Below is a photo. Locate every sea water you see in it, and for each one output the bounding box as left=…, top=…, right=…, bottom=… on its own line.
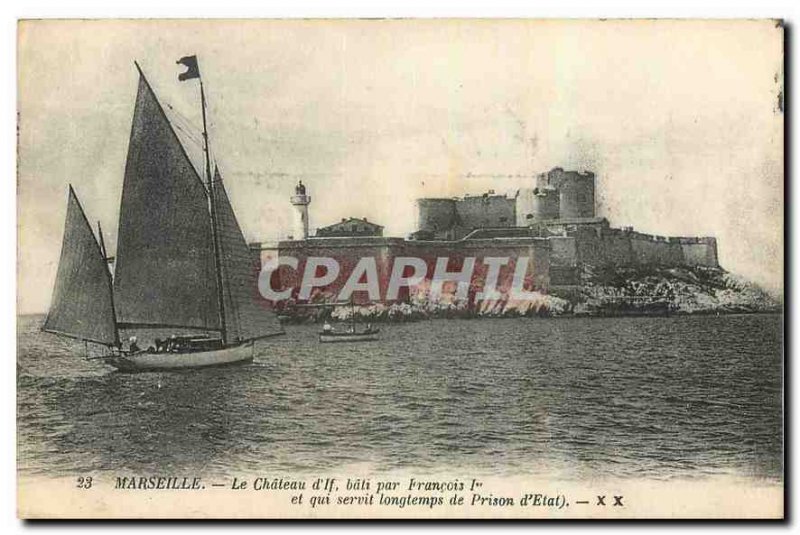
left=17, top=314, right=783, bottom=482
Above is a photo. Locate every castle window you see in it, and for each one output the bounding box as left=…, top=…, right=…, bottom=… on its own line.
left=525, top=214, right=533, bottom=220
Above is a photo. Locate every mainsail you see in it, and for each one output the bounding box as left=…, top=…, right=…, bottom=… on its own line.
left=213, top=168, right=284, bottom=342
left=113, top=69, right=221, bottom=331
left=112, top=63, right=282, bottom=345
left=44, top=187, right=118, bottom=346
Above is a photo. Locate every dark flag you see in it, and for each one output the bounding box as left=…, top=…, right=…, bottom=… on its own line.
left=176, top=55, right=200, bottom=81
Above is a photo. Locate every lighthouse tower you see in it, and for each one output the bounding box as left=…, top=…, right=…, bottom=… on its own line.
left=290, top=180, right=311, bottom=239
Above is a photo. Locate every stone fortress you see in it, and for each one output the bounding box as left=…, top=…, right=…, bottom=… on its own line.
left=412, top=167, right=718, bottom=280
left=254, top=168, right=719, bottom=300
left=415, top=167, right=596, bottom=240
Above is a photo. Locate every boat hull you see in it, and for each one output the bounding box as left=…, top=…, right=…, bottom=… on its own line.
left=319, top=332, right=379, bottom=343
left=105, top=342, right=254, bottom=372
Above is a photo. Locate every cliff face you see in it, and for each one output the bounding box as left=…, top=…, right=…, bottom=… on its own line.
left=572, top=265, right=781, bottom=316
left=278, top=265, right=780, bottom=322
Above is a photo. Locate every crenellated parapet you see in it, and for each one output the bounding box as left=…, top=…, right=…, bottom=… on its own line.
left=562, top=225, right=719, bottom=269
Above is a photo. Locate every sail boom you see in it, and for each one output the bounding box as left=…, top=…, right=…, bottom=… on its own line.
left=116, top=321, right=224, bottom=332
left=42, top=327, right=118, bottom=348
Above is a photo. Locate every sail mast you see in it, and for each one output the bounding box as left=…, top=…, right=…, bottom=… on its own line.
left=97, top=221, right=107, bottom=259
left=199, top=71, right=229, bottom=344
left=97, top=221, right=120, bottom=347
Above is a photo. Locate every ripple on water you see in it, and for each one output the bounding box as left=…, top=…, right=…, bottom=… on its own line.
left=16, top=313, right=783, bottom=482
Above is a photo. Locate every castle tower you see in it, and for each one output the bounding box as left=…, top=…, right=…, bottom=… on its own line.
left=516, top=185, right=560, bottom=225
left=416, top=198, right=458, bottom=238
left=290, top=181, right=311, bottom=240
left=545, top=168, right=596, bottom=219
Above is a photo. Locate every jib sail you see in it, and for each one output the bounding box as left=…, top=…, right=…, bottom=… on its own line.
left=44, top=187, right=118, bottom=346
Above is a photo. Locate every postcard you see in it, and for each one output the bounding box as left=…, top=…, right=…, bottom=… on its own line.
left=17, top=19, right=783, bottom=519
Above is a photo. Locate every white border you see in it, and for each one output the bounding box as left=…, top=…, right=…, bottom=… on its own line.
left=4, top=1, right=796, bottom=532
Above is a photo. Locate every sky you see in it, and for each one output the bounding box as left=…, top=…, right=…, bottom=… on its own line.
left=17, top=19, right=783, bottom=314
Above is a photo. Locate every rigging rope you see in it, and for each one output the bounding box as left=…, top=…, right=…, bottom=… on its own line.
left=165, top=103, right=203, bottom=134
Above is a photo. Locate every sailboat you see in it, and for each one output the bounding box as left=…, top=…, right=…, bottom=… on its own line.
left=43, top=59, right=284, bottom=372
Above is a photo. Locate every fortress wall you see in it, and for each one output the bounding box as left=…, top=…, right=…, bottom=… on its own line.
left=679, top=237, right=719, bottom=267
left=267, top=236, right=551, bottom=307
left=631, top=233, right=668, bottom=265
left=548, top=236, right=579, bottom=285
left=627, top=233, right=689, bottom=266
left=563, top=227, right=720, bottom=268
left=529, top=219, right=718, bottom=270
left=549, top=236, right=577, bottom=267
left=400, top=238, right=551, bottom=299
left=273, top=238, right=401, bottom=304
left=455, top=195, right=516, bottom=230
left=601, top=230, right=635, bottom=265
left=418, top=195, right=516, bottom=240
left=417, top=199, right=457, bottom=234
left=450, top=223, right=474, bottom=241
left=516, top=188, right=561, bottom=225
left=515, top=188, right=536, bottom=227
left=665, top=239, right=685, bottom=266
left=533, top=189, right=561, bottom=221
left=573, top=228, right=608, bottom=265
left=261, top=232, right=717, bottom=307
left=656, top=239, right=680, bottom=265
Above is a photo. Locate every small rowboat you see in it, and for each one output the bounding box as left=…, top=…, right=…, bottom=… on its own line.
left=319, top=327, right=380, bottom=343
left=303, top=299, right=382, bottom=343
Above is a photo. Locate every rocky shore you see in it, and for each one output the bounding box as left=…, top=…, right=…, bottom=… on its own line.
left=277, top=266, right=781, bottom=323
left=571, top=265, right=781, bottom=316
